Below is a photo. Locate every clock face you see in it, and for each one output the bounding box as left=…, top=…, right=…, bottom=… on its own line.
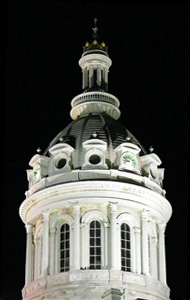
left=34, top=164, right=41, bottom=180
left=122, top=153, right=136, bottom=168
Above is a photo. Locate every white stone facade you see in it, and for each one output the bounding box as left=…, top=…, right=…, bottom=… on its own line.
left=19, top=22, right=172, bottom=300
left=20, top=179, right=171, bottom=300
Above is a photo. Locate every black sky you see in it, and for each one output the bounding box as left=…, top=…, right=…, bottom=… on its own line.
left=3, top=2, right=188, bottom=299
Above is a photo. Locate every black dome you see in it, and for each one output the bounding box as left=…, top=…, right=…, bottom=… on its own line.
left=44, top=113, right=146, bottom=157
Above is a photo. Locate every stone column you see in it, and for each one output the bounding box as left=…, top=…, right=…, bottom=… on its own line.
left=158, top=223, right=167, bottom=283
left=81, top=222, right=86, bottom=269
left=97, top=65, right=101, bottom=86
left=134, top=226, right=141, bottom=274
left=151, top=236, right=158, bottom=279
left=73, top=205, right=80, bottom=270
left=141, top=210, right=149, bottom=275
left=49, top=227, right=55, bottom=275
left=34, top=237, right=39, bottom=280
left=42, top=211, right=49, bottom=276
left=109, top=202, right=118, bottom=270
left=89, top=67, right=93, bottom=88
left=82, top=67, right=88, bottom=90
left=104, top=68, right=108, bottom=90
left=25, top=224, right=33, bottom=285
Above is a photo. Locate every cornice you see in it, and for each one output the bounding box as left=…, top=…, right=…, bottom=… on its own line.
left=20, top=180, right=172, bottom=225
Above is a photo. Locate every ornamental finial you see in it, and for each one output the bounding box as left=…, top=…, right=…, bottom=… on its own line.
left=94, top=18, right=97, bottom=27
left=92, top=18, right=98, bottom=39
left=83, top=19, right=108, bottom=55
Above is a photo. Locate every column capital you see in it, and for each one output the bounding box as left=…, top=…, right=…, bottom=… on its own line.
left=25, top=224, right=33, bottom=233
left=73, top=205, right=80, bottom=214
left=158, top=223, right=166, bottom=232
left=141, top=209, right=149, bottom=220
left=109, top=201, right=118, bottom=213
left=42, top=211, right=50, bottom=221
left=134, top=226, right=141, bottom=234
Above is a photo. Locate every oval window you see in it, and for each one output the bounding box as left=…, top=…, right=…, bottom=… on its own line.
left=89, top=154, right=101, bottom=165
left=56, top=158, right=67, bottom=169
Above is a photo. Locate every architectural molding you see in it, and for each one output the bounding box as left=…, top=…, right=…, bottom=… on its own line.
left=20, top=181, right=172, bottom=225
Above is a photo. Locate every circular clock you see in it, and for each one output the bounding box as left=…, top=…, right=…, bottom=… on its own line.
left=122, top=153, right=137, bottom=168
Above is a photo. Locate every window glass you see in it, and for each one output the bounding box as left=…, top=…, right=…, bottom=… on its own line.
left=89, top=221, right=101, bottom=269
left=60, top=223, right=70, bottom=272
left=121, top=223, right=131, bottom=271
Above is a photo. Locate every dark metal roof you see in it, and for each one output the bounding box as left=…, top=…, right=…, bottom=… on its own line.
left=44, top=113, right=146, bottom=158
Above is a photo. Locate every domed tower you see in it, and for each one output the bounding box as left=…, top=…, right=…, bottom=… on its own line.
left=19, top=20, right=172, bottom=300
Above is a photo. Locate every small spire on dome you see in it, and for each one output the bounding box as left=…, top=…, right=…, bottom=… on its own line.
left=83, top=19, right=108, bottom=55
left=94, top=18, right=97, bottom=27
left=37, top=147, right=41, bottom=153
left=149, top=146, right=154, bottom=153
left=92, top=131, right=98, bottom=138
left=92, top=18, right=98, bottom=39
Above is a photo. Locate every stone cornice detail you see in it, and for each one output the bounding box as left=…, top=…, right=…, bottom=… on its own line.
left=20, top=180, right=172, bottom=225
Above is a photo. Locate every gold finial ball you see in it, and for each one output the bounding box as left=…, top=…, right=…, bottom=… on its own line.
left=93, top=40, right=98, bottom=45
left=101, top=42, right=106, bottom=48
left=85, top=42, right=89, bottom=47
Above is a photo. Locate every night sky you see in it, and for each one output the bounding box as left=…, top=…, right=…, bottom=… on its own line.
left=3, top=2, right=188, bottom=299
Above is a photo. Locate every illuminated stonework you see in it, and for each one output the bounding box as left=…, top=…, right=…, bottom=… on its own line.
left=20, top=21, right=172, bottom=300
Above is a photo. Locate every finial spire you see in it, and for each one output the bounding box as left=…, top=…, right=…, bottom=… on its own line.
left=82, top=19, right=108, bottom=55
left=92, top=18, right=98, bottom=39
left=94, top=18, right=97, bottom=27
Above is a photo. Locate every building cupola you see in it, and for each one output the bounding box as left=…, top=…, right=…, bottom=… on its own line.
left=19, top=19, right=172, bottom=300
left=70, top=19, right=121, bottom=120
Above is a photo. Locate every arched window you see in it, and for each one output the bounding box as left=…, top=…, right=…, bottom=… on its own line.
left=60, top=223, right=70, bottom=272
left=121, top=223, right=131, bottom=271
left=89, top=221, right=101, bottom=269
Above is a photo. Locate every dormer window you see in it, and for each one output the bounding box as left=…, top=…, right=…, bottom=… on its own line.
left=82, top=139, right=108, bottom=170
left=55, top=157, right=67, bottom=169
left=140, top=153, right=163, bottom=185
left=89, top=154, right=101, bottom=165
left=115, top=143, right=141, bottom=174
left=33, top=164, right=41, bottom=181
left=28, top=154, right=49, bottom=187
left=48, top=143, right=74, bottom=175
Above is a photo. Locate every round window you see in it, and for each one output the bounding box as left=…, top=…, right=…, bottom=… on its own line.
left=89, top=154, right=101, bottom=165
left=56, top=158, right=67, bottom=169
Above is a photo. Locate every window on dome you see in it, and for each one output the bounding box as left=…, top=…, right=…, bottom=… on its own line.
left=121, top=223, right=131, bottom=272
left=60, top=223, right=70, bottom=272
left=89, top=221, right=102, bottom=269
left=89, top=154, right=101, bottom=165
left=56, top=158, right=67, bottom=169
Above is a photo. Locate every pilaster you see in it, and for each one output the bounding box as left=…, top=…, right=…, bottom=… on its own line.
left=49, top=227, right=55, bottom=275
left=158, top=223, right=167, bottom=283
left=42, top=211, right=49, bottom=275
left=134, top=226, right=141, bottom=274
left=109, top=202, right=118, bottom=270
left=141, top=210, right=149, bottom=275
left=73, top=204, right=80, bottom=270
left=25, top=224, right=33, bottom=285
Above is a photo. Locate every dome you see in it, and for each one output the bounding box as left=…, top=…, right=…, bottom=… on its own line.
left=44, top=113, right=146, bottom=168
left=25, top=20, right=165, bottom=199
